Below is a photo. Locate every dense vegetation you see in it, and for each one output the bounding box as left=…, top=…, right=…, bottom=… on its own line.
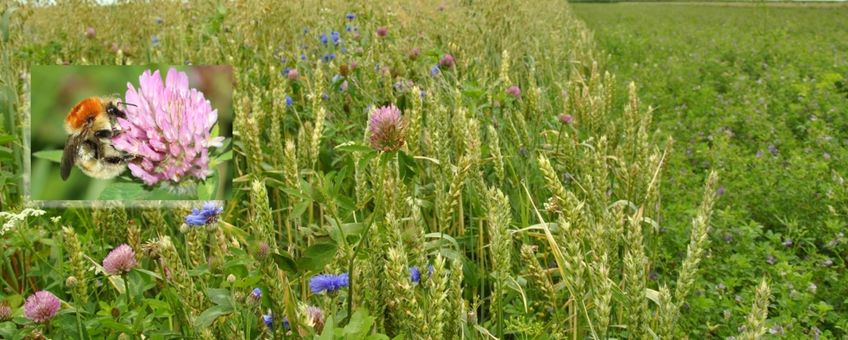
left=575, top=3, right=848, bottom=338
left=4, top=0, right=838, bottom=339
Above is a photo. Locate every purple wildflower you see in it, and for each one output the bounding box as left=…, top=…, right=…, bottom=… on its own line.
left=376, top=27, right=388, bottom=38
left=368, top=105, right=405, bottom=152
left=114, top=68, right=224, bottom=187
left=409, top=47, right=420, bottom=60
left=309, top=273, right=349, bottom=293
left=285, top=96, right=293, bottom=108
left=768, top=144, right=778, bottom=156
left=250, top=288, right=262, bottom=301
left=430, top=65, right=440, bottom=76
left=256, top=242, right=270, bottom=258
left=103, top=244, right=137, bottom=275
left=340, top=80, right=349, bottom=92
left=185, top=202, right=223, bottom=226
left=410, top=266, right=421, bottom=283
left=306, top=306, right=324, bottom=332
left=0, top=303, right=11, bottom=322
left=717, top=186, right=726, bottom=196
left=263, top=312, right=274, bottom=330
left=287, top=69, right=299, bottom=81
left=320, top=33, right=329, bottom=45
left=766, top=255, right=776, bottom=265
left=439, top=54, right=455, bottom=68
left=782, top=239, right=793, bottom=247
left=23, top=291, right=61, bottom=323
left=559, top=114, right=574, bottom=125
left=85, top=27, right=96, bottom=39
left=506, top=85, right=521, bottom=98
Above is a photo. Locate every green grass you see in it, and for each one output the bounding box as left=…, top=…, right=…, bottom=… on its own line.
left=575, top=3, right=848, bottom=337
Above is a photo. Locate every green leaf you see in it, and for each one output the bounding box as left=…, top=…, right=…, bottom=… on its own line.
left=0, top=134, right=15, bottom=144
left=397, top=150, right=418, bottom=180
left=99, top=181, right=149, bottom=200
left=206, top=288, right=232, bottom=307
left=134, top=268, right=163, bottom=280
left=334, top=142, right=374, bottom=154
left=33, top=149, right=63, bottom=163
left=297, top=242, right=338, bottom=273
left=343, top=309, right=374, bottom=339
left=318, top=315, right=336, bottom=340
left=272, top=252, right=298, bottom=274
left=195, top=305, right=233, bottom=329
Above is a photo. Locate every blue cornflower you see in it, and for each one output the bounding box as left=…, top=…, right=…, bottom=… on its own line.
left=346, top=25, right=353, bottom=32
left=346, top=13, right=355, bottom=20
left=151, top=35, right=160, bottom=46
left=309, top=273, right=349, bottom=293
left=283, top=317, right=291, bottom=330
left=154, top=16, right=163, bottom=25
left=320, top=33, right=329, bottom=45
left=185, top=202, right=223, bottom=226
left=285, top=95, right=293, bottom=107
left=420, top=90, right=426, bottom=98
left=263, top=312, right=273, bottom=330
left=282, top=67, right=291, bottom=77
left=410, top=266, right=421, bottom=283
left=303, top=27, right=310, bottom=34
left=331, top=31, right=341, bottom=45
left=322, top=53, right=336, bottom=63
left=341, top=47, right=348, bottom=54
left=321, top=93, right=329, bottom=101
left=251, top=288, right=262, bottom=300
left=430, top=65, right=440, bottom=76
left=301, top=53, right=307, bottom=61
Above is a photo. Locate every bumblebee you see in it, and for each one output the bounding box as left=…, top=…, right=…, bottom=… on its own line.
left=60, top=97, right=134, bottom=180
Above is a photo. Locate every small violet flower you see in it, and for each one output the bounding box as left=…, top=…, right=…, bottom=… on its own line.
left=309, top=273, right=349, bottom=294
left=185, top=202, right=223, bottom=226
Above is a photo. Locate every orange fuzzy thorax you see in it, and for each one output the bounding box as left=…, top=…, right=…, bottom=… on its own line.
left=64, top=97, right=105, bottom=134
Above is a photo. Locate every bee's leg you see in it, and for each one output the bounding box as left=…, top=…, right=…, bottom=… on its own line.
left=84, top=140, right=100, bottom=159
left=104, top=156, right=125, bottom=164
left=94, top=129, right=113, bottom=139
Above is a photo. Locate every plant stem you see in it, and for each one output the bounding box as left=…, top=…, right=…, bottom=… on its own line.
left=124, top=273, right=132, bottom=308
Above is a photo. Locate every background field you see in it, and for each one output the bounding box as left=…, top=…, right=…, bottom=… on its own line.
left=0, top=0, right=846, bottom=339
left=575, top=3, right=848, bottom=337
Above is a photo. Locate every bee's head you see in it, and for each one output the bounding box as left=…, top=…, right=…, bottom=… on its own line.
left=105, top=101, right=127, bottom=119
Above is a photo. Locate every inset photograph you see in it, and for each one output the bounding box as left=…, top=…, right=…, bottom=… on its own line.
left=29, top=65, right=233, bottom=200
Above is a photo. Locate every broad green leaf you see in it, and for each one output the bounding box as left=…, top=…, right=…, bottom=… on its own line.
left=206, top=288, right=232, bottom=306
left=33, top=149, right=63, bottom=163
left=343, top=309, right=374, bottom=338
left=99, top=181, right=148, bottom=200
left=297, top=242, right=338, bottom=273
left=195, top=305, right=233, bottom=329
left=272, top=252, right=298, bottom=274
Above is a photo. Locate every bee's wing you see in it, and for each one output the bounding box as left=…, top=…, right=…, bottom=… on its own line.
left=60, top=134, right=81, bottom=180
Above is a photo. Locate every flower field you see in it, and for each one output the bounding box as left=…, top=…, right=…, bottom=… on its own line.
left=0, top=0, right=842, bottom=339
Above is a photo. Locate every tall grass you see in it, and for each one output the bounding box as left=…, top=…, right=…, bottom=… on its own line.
left=0, top=0, right=768, bottom=338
